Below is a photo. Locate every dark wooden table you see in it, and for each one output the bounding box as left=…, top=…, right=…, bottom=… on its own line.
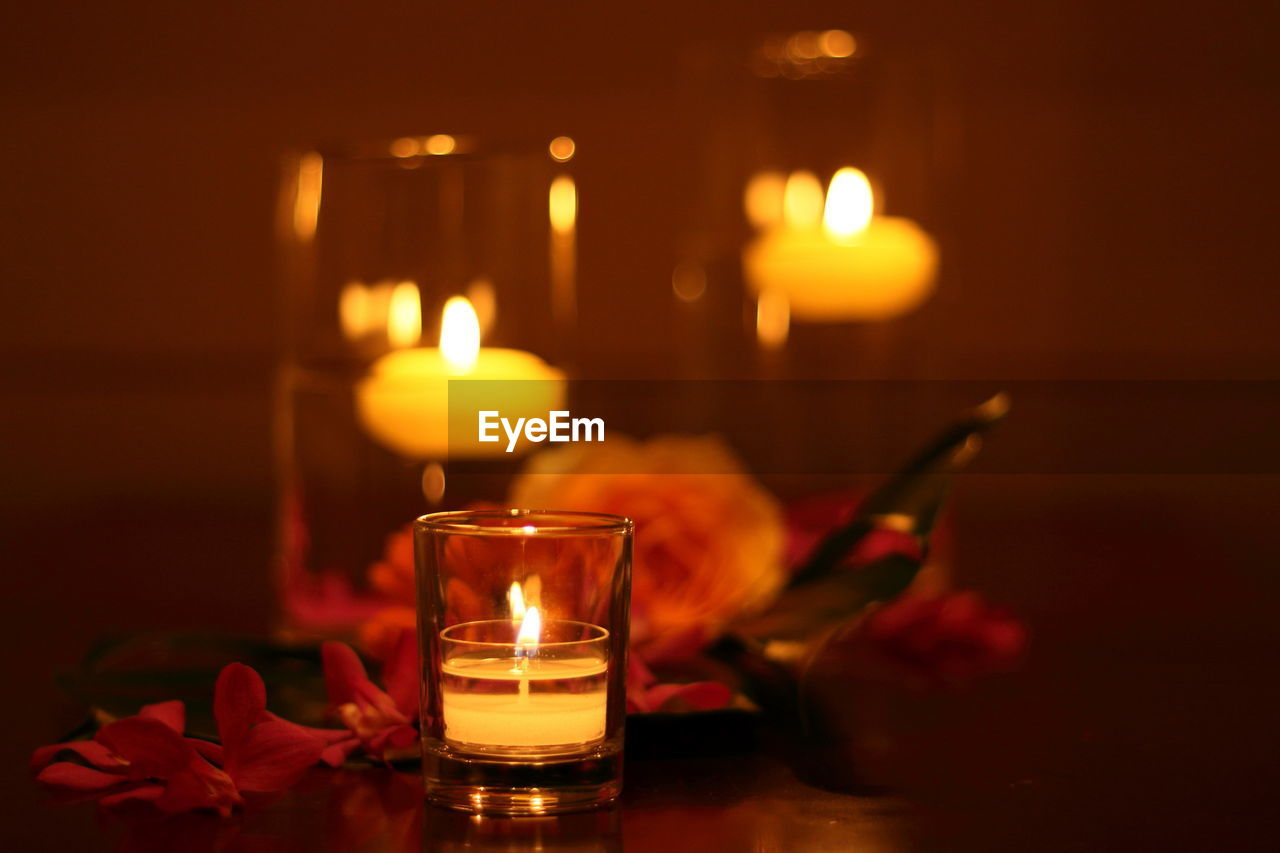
left=4, top=478, right=1279, bottom=851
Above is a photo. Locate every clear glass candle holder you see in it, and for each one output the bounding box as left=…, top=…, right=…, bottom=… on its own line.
left=415, top=510, right=632, bottom=815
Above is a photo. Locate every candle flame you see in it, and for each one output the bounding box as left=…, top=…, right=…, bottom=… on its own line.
left=387, top=281, right=422, bottom=348
left=508, top=582, right=526, bottom=619
left=516, top=606, right=541, bottom=649
left=823, top=167, right=874, bottom=239
left=782, top=170, right=824, bottom=230
left=439, top=296, right=480, bottom=370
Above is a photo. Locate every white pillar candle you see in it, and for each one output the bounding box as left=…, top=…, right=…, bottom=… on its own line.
left=441, top=657, right=608, bottom=750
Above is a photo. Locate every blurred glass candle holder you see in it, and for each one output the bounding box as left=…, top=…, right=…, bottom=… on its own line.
left=274, top=135, right=576, bottom=642
left=416, top=510, right=632, bottom=815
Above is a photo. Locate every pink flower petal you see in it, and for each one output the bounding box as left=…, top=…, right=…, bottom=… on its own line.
left=214, top=663, right=269, bottom=752
left=138, top=700, right=186, bottom=734
left=223, top=720, right=323, bottom=792
left=37, top=762, right=127, bottom=792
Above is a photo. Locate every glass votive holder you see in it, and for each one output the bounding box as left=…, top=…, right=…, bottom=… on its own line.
left=415, top=510, right=633, bottom=815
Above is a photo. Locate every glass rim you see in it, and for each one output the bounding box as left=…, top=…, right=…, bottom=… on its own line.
left=440, top=618, right=610, bottom=648
left=415, top=509, right=633, bottom=537
left=301, top=134, right=565, bottom=164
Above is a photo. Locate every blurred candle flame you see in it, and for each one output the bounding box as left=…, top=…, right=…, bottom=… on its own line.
left=744, top=171, right=787, bottom=230
left=387, top=281, right=422, bottom=348
left=823, top=167, right=874, bottom=239
left=782, top=171, right=824, bottom=230
left=339, top=281, right=370, bottom=341
left=549, top=175, right=577, bottom=234
left=440, top=296, right=481, bottom=371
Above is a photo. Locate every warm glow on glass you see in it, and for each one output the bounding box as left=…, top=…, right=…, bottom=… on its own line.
left=440, top=296, right=481, bottom=371
left=744, top=171, right=787, bottom=230
left=508, top=582, right=526, bottom=620
left=671, top=260, right=707, bottom=302
left=425, top=134, right=457, bottom=155
left=819, top=29, right=856, bottom=58
left=823, top=167, right=874, bottom=238
left=783, top=171, right=824, bottom=230
left=390, top=137, right=419, bottom=158
left=422, top=461, right=447, bottom=505
left=292, top=152, right=323, bottom=240
left=466, top=277, right=497, bottom=336
left=549, top=136, right=576, bottom=162
left=339, top=281, right=370, bottom=341
left=549, top=175, right=577, bottom=234
left=387, top=281, right=422, bottom=348
left=516, top=606, right=542, bottom=649
left=786, top=31, right=822, bottom=60
left=756, top=289, right=790, bottom=348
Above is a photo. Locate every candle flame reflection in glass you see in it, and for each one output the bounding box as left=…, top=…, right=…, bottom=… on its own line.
left=744, top=171, right=787, bottom=230
left=424, top=134, right=457, bottom=155
left=783, top=171, right=824, bottom=229
left=756, top=289, right=790, bottom=348
left=387, top=281, right=422, bottom=348
left=291, top=152, right=323, bottom=241
left=508, top=582, right=526, bottom=619
left=549, top=136, right=576, bottom=162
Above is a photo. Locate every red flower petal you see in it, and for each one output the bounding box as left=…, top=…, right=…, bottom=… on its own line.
left=187, top=739, right=224, bottom=766
left=138, top=700, right=185, bottom=734
left=30, top=740, right=126, bottom=774
left=153, top=759, right=241, bottom=817
left=646, top=681, right=733, bottom=713
left=322, top=642, right=371, bottom=707
left=271, top=715, right=352, bottom=744
left=214, top=663, right=269, bottom=752
left=37, top=762, right=128, bottom=792
left=319, top=738, right=361, bottom=767
left=382, top=628, right=419, bottom=718
left=223, top=720, right=323, bottom=792
left=96, top=717, right=193, bottom=778
left=98, top=783, right=165, bottom=809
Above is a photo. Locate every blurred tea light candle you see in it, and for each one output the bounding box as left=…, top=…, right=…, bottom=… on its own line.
left=742, top=168, right=939, bottom=321
left=355, top=288, right=565, bottom=459
left=441, top=605, right=609, bottom=751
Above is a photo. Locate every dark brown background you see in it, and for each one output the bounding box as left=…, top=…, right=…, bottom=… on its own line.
left=3, top=1, right=1279, bottom=849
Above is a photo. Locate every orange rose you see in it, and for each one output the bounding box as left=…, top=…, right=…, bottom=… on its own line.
left=509, top=435, right=785, bottom=658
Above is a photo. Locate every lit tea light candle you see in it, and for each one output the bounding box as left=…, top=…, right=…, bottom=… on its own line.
left=743, top=167, right=939, bottom=322
left=355, top=289, right=565, bottom=459
left=440, top=585, right=609, bottom=753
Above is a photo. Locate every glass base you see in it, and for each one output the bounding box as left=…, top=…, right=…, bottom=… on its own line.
left=423, top=743, right=622, bottom=815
